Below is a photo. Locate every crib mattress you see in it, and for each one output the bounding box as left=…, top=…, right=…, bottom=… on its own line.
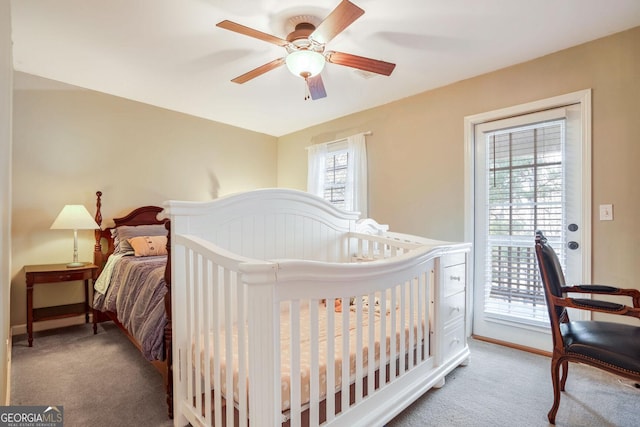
left=195, top=301, right=426, bottom=414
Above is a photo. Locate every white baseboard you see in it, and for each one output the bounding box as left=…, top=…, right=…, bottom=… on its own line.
left=11, top=314, right=92, bottom=337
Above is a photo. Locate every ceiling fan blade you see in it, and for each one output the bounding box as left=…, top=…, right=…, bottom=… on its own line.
left=217, top=20, right=289, bottom=47
left=326, top=51, right=396, bottom=76
left=231, top=57, right=286, bottom=84
left=307, top=75, right=327, bottom=100
left=311, top=0, right=364, bottom=44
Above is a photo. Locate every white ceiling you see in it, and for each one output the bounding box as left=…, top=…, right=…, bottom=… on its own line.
left=10, top=0, right=640, bottom=137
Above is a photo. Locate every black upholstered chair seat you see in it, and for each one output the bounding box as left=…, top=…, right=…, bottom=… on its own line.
left=561, top=321, right=640, bottom=375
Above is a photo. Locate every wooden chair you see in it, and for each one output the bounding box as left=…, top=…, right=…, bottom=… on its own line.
left=534, top=230, right=640, bottom=424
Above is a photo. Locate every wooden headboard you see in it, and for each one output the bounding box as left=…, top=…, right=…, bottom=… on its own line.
left=93, top=190, right=167, bottom=273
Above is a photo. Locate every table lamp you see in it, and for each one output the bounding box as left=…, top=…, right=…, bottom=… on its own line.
left=50, top=204, right=98, bottom=267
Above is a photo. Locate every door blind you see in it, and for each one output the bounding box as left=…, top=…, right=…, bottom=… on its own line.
left=483, top=119, right=566, bottom=323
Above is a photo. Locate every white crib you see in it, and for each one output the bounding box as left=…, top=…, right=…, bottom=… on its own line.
left=164, top=188, right=471, bottom=427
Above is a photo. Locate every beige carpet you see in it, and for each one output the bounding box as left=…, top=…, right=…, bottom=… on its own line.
left=388, top=338, right=639, bottom=427
left=11, top=323, right=172, bottom=427
left=11, top=323, right=639, bottom=426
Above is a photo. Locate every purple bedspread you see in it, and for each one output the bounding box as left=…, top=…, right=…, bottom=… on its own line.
left=93, top=255, right=168, bottom=361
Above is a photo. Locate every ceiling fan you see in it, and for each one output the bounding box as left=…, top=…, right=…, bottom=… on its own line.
left=216, top=0, right=396, bottom=100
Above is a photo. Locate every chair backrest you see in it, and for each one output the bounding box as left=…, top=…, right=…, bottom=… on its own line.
left=534, top=230, right=568, bottom=325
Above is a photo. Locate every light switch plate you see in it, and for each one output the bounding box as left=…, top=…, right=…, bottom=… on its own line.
left=599, top=204, right=613, bottom=221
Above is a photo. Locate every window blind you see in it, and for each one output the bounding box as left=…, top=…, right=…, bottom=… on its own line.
left=483, top=119, right=566, bottom=323
left=323, top=150, right=349, bottom=209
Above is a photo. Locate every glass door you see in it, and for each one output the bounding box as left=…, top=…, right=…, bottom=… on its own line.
left=466, top=92, right=591, bottom=351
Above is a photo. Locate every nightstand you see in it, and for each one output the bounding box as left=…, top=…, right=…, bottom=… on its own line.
left=24, top=263, right=98, bottom=347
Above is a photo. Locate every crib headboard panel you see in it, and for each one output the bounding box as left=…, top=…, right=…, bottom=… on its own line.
left=164, top=188, right=361, bottom=261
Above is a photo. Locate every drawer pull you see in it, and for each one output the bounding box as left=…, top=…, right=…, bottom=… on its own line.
left=450, top=306, right=461, bottom=313
left=451, top=337, right=460, bottom=345
left=449, top=275, right=462, bottom=281
left=59, top=275, right=72, bottom=280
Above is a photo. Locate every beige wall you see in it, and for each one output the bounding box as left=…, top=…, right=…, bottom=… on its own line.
left=1, top=0, right=13, bottom=405
left=278, top=27, right=640, bottom=308
left=10, top=84, right=277, bottom=326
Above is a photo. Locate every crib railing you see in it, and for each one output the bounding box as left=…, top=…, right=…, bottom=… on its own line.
left=348, top=231, right=422, bottom=261
left=172, top=233, right=440, bottom=427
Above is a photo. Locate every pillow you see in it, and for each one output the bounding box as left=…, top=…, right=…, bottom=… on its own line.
left=114, top=224, right=167, bottom=253
left=127, top=235, right=168, bottom=257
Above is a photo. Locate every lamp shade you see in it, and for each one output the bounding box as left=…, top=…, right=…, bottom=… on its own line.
left=50, top=205, right=98, bottom=230
left=51, top=204, right=98, bottom=267
left=285, top=50, right=326, bottom=78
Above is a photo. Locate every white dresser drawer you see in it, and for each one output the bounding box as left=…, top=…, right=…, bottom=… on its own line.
left=441, top=291, right=465, bottom=326
left=441, top=252, right=466, bottom=269
left=442, top=262, right=466, bottom=296
left=442, top=322, right=466, bottom=362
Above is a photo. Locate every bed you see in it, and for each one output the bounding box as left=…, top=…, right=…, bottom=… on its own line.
left=164, top=188, right=471, bottom=427
left=91, top=191, right=174, bottom=417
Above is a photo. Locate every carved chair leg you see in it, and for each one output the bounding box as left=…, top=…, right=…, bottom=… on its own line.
left=560, top=360, right=569, bottom=391
left=548, top=357, right=562, bottom=424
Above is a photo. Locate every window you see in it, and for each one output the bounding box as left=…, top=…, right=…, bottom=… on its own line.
left=323, top=149, right=349, bottom=209
left=307, top=133, right=368, bottom=217
left=484, top=119, right=565, bottom=322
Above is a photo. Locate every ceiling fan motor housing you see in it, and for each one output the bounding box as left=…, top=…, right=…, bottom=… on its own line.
left=285, top=22, right=325, bottom=55
left=287, top=22, right=316, bottom=42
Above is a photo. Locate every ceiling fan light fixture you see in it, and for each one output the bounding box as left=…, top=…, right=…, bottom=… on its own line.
left=285, top=50, right=326, bottom=79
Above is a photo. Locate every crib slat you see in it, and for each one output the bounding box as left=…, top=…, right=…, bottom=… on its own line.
left=341, top=230, right=349, bottom=261
left=290, top=301, right=301, bottom=427
left=185, top=249, right=195, bottom=419
left=427, top=269, right=432, bottom=357
left=408, top=278, right=415, bottom=369
left=212, top=265, right=222, bottom=427
left=274, top=301, right=282, bottom=425
left=309, top=300, right=320, bottom=427
left=236, top=274, right=247, bottom=427
left=416, top=273, right=424, bottom=364
left=326, top=299, right=336, bottom=422
left=418, top=272, right=429, bottom=362
left=248, top=282, right=280, bottom=425
left=379, top=292, right=387, bottom=387
left=224, top=269, right=234, bottom=427
left=389, top=287, right=397, bottom=381
left=355, top=297, right=363, bottom=403
left=399, top=281, right=406, bottom=374
left=202, top=258, right=212, bottom=425
left=194, top=255, right=202, bottom=419
left=367, top=292, right=375, bottom=397
left=341, top=297, right=349, bottom=413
